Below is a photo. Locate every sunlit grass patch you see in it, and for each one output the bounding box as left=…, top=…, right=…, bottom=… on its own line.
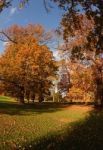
left=0, top=96, right=94, bottom=150
left=0, top=96, right=16, bottom=103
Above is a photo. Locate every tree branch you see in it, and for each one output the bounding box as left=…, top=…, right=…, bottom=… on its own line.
left=0, top=31, right=17, bottom=44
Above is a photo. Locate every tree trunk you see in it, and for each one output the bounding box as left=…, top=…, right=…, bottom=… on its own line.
left=38, top=82, right=44, bottom=103
left=25, top=90, right=30, bottom=103
left=38, top=92, right=44, bottom=103
left=18, top=87, right=25, bottom=104
left=93, top=62, right=103, bottom=107
left=99, top=84, right=103, bottom=106
left=19, top=94, right=25, bottom=104
left=94, top=78, right=103, bottom=107
left=31, top=92, right=35, bottom=103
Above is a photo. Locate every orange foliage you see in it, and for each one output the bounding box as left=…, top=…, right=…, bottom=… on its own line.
left=67, top=62, right=95, bottom=102
left=0, top=24, right=57, bottom=103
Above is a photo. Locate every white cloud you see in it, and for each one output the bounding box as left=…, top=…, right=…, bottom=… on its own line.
left=10, top=7, right=17, bottom=16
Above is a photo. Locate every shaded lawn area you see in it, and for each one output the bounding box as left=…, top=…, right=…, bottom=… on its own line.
left=0, top=96, right=103, bottom=150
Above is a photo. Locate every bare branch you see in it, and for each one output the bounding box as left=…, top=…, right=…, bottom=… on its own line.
left=0, top=31, right=17, bottom=44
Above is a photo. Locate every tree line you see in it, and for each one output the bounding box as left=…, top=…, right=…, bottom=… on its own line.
left=0, top=0, right=103, bottom=106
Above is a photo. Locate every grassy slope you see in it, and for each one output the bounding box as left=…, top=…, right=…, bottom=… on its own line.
left=0, top=96, right=103, bottom=150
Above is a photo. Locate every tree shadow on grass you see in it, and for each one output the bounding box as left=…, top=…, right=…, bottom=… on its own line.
left=0, top=100, right=70, bottom=115
left=23, top=108, right=103, bottom=150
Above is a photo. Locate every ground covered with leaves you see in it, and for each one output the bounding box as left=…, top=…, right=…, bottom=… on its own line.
left=0, top=96, right=103, bottom=150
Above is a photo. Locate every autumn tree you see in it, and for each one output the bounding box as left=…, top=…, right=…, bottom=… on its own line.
left=0, top=24, right=57, bottom=103
left=47, top=0, right=103, bottom=106
left=57, top=59, right=70, bottom=97
left=67, top=62, right=94, bottom=103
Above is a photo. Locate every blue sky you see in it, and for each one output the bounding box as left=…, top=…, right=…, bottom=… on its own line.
left=0, top=0, right=62, bottom=53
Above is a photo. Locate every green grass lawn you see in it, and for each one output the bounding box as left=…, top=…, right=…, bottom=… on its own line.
left=0, top=96, right=103, bottom=150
